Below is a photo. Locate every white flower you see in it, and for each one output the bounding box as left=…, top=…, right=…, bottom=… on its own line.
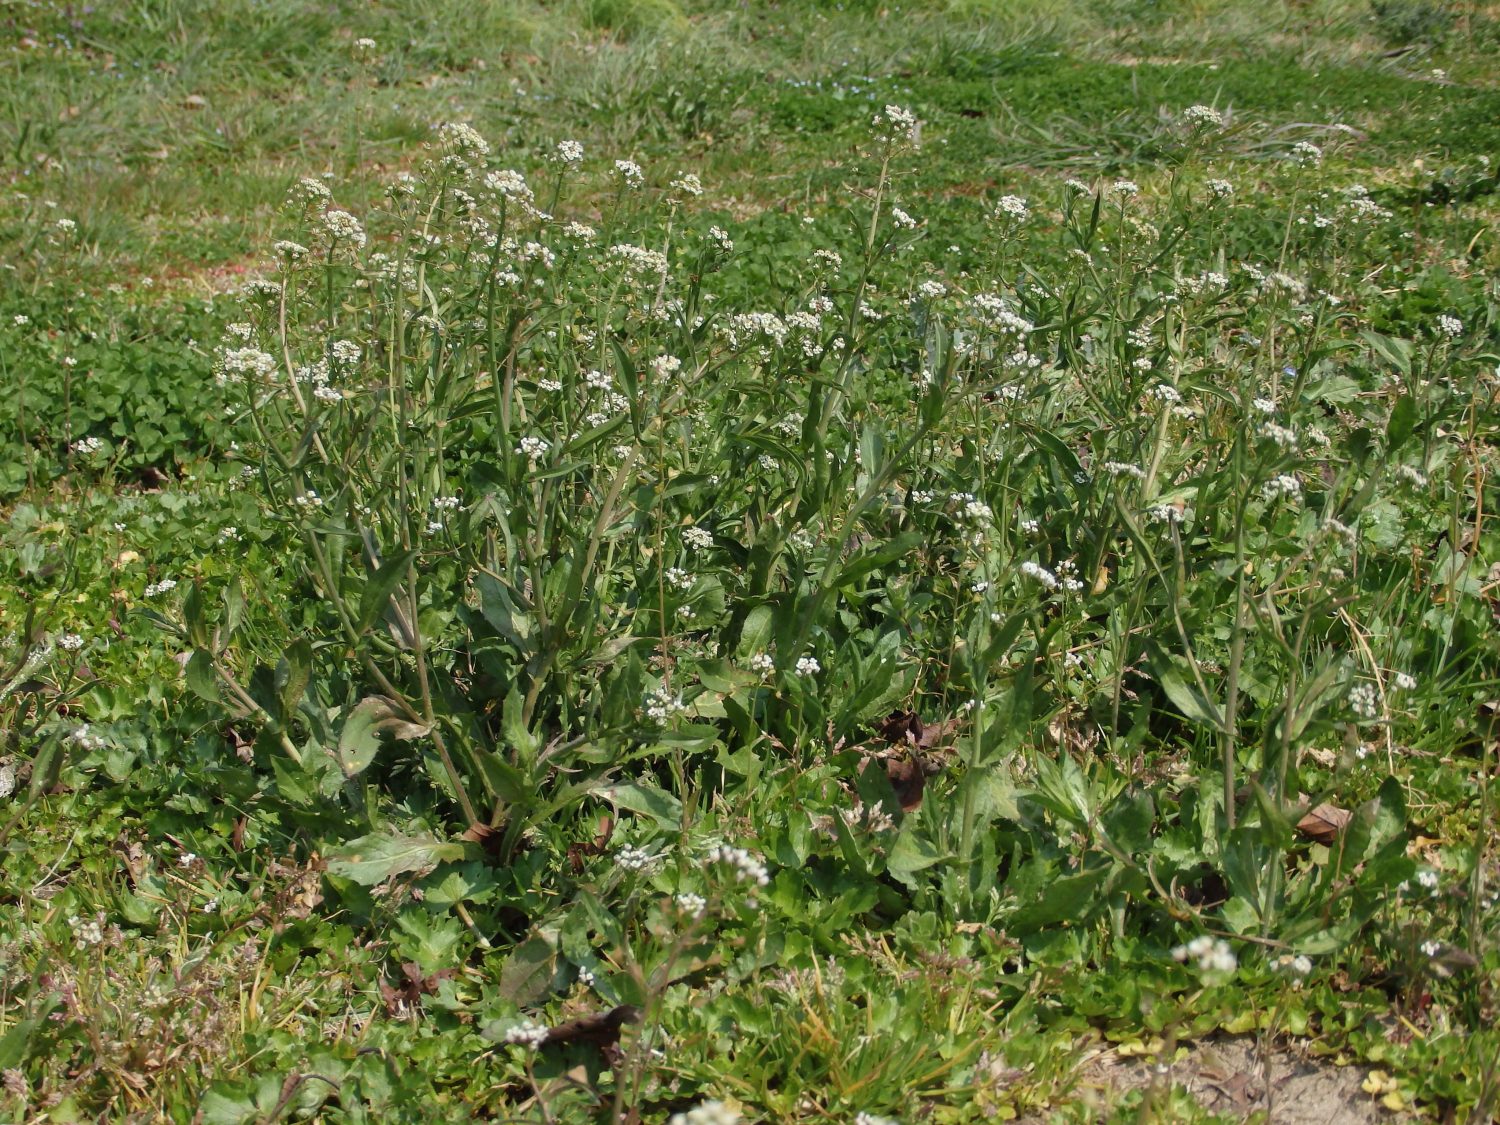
left=57, top=633, right=85, bottom=651
left=669, top=172, right=703, bottom=197
left=1261, top=474, right=1302, bottom=501
left=615, top=159, right=644, bottom=186
left=484, top=169, right=533, bottom=201
left=552, top=139, right=584, bottom=166
left=749, top=652, right=775, bottom=675
left=1436, top=314, right=1462, bottom=338
left=517, top=435, right=549, bottom=461
left=616, top=844, right=656, bottom=870
left=668, top=1101, right=740, bottom=1125
left=502, top=1020, right=550, bottom=1050
left=871, top=103, right=920, bottom=145
left=1020, top=560, right=1058, bottom=590
left=1290, top=141, right=1323, bottom=168
left=994, top=195, right=1029, bottom=222
left=710, top=844, right=769, bottom=887
left=289, top=176, right=331, bottom=205
left=1184, top=104, right=1224, bottom=128
left=643, top=687, right=688, bottom=723
left=794, top=655, right=820, bottom=676
left=890, top=205, right=917, bottom=229
left=1109, top=179, right=1140, bottom=197
left=436, top=122, right=490, bottom=157
left=1172, top=934, right=1237, bottom=976
left=682, top=526, right=714, bottom=551
left=1393, top=671, right=1417, bottom=691
left=1348, top=681, right=1379, bottom=720
left=322, top=209, right=366, bottom=247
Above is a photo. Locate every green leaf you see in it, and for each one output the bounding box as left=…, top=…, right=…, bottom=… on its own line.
left=1149, top=649, right=1224, bottom=733
left=356, top=548, right=417, bottom=634
left=1385, top=395, right=1418, bottom=454
left=185, top=649, right=220, bottom=704
left=832, top=530, right=921, bottom=589
left=1007, top=868, right=1107, bottom=933
left=886, top=825, right=946, bottom=887
left=326, top=831, right=466, bottom=885
left=595, top=781, right=682, bottom=828
left=336, top=696, right=430, bottom=778
left=496, top=934, right=558, bottom=1006
left=735, top=605, right=775, bottom=660
left=278, top=639, right=312, bottom=717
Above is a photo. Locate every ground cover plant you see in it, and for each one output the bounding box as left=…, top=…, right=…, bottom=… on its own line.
left=2, top=1, right=1499, bottom=1122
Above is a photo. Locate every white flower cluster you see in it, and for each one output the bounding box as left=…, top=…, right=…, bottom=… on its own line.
left=1261, top=473, right=1302, bottom=501
left=215, top=346, right=277, bottom=386
left=609, top=243, right=669, bottom=279
left=710, top=844, right=769, bottom=887
left=1272, top=953, right=1313, bottom=981
left=615, top=159, right=644, bottom=186
left=436, top=121, right=490, bottom=158
left=1172, top=935, right=1237, bottom=975
left=994, top=194, right=1029, bottom=222
left=668, top=1101, right=740, bottom=1125
left=484, top=169, right=533, bottom=202
left=871, top=103, right=920, bottom=145
left=616, top=844, right=656, bottom=871
left=1289, top=141, right=1323, bottom=168
left=1348, top=681, right=1380, bottom=720
left=794, top=655, right=820, bottom=676
left=502, top=1020, right=549, bottom=1050
left=322, top=209, right=366, bottom=248
left=1183, top=104, right=1224, bottom=128
left=969, top=293, right=1033, bottom=336
left=643, top=686, right=689, bottom=723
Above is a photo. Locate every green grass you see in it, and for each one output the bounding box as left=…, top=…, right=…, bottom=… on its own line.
left=3, top=2, right=1500, bottom=1123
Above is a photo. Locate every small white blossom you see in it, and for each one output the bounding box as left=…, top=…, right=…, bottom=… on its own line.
left=1172, top=934, right=1237, bottom=976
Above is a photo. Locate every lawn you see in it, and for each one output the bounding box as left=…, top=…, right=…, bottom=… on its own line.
left=2, top=1, right=1498, bottom=1121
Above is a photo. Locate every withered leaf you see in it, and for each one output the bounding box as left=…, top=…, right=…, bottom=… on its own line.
left=567, top=815, right=615, bottom=874
left=883, top=752, right=929, bottom=812
left=542, top=1004, right=642, bottom=1054
left=876, top=710, right=962, bottom=751
left=1296, top=802, right=1353, bottom=845
left=379, top=961, right=457, bottom=1014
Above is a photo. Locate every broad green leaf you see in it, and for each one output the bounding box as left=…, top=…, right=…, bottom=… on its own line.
left=185, top=649, right=220, bottom=704
left=1385, top=394, right=1418, bottom=454
left=326, top=831, right=465, bottom=885
left=496, top=934, right=558, bottom=1006
left=356, top=548, right=417, bottom=633
left=595, top=781, right=682, bottom=828
left=1007, top=868, right=1107, bottom=933
left=336, top=696, right=430, bottom=778
left=886, top=825, right=945, bottom=887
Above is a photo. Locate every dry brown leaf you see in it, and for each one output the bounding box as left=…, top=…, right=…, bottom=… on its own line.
left=1296, top=803, right=1353, bottom=845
